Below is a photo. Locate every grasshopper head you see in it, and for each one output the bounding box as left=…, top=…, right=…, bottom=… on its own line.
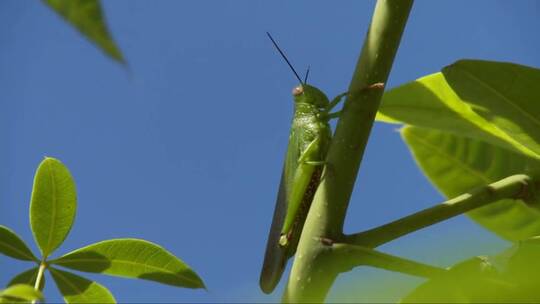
left=292, top=84, right=329, bottom=108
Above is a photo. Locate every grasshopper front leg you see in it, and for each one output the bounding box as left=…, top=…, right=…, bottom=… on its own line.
left=320, top=84, right=385, bottom=121
left=326, top=92, right=348, bottom=112
left=319, top=92, right=348, bottom=121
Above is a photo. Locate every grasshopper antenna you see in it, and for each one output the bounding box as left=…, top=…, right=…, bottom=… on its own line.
left=303, top=66, right=310, bottom=84
left=266, top=32, right=304, bottom=84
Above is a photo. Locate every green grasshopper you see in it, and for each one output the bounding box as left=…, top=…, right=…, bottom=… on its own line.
left=260, top=33, right=347, bottom=294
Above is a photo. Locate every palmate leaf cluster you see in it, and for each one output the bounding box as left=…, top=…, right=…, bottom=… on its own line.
left=374, top=60, right=540, bottom=301
left=0, top=1, right=204, bottom=302
left=0, top=158, right=204, bottom=303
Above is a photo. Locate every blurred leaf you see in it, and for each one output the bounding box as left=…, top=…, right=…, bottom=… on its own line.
left=30, top=157, right=77, bottom=258
left=378, top=60, right=540, bottom=159
left=0, top=225, right=37, bottom=262
left=50, top=268, right=115, bottom=304
left=0, top=284, right=43, bottom=302
left=50, top=239, right=205, bottom=289
left=401, top=257, right=511, bottom=303
left=7, top=268, right=45, bottom=291
left=402, top=126, right=540, bottom=241
left=504, top=236, right=540, bottom=297
left=402, top=237, right=540, bottom=303
left=42, top=0, right=125, bottom=63
left=442, top=60, right=540, bottom=156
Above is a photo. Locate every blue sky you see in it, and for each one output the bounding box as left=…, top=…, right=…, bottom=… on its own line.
left=1, top=0, right=539, bottom=302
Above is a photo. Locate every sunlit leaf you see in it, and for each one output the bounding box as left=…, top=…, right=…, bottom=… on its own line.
left=402, top=257, right=511, bottom=303
left=402, top=126, right=540, bottom=241
left=30, top=157, right=77, bottom=258
left=7, top=268, right=45, bottom=291
left=504, top=236, right=540, bottom=299
left=442, top=60, right=540, bottom=156
left=0, top=225, right=37, bottom=262
left=378, top=60, right=540, bottom=159
left=0, top=284, right=43, bottom=302
left=402, top=237, right=540, bottom=303
left=50, top=239, right=205, bottom=289
left=50, top=268, right=115, bottom=304
left=42, top=0, right=125, bottom=63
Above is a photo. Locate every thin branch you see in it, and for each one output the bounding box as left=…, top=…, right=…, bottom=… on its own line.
left=343, top=173, right=538, bottom=248
left=330, top=242, right=447, bottom=278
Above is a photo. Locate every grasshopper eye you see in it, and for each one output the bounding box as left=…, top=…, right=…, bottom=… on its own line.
left=292, top=85, right=304, bottom=96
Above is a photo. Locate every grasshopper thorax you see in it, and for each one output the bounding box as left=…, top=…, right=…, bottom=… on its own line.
left=292, top=84, right=330, bottom=109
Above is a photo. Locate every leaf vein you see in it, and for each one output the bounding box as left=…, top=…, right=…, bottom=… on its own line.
left=406, top=129, right=490, bottom=183
left=57, top=258, right=198, bottom=285
left=0, top=239, right=35, bottom=261
left=45, top=160, right=58, bottom=257
left=457, top=67, right=540, bottom=128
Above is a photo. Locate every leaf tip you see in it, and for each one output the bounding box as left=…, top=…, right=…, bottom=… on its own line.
left=41, top=156, right=62, bottom=165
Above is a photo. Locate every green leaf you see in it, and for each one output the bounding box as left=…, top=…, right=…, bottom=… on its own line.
left=50, top=239, right=205, bottom=289
left=379, top=60, right=540, bottom=241
left=402, top=126, right=540, bottom=241
left=442, top=60, right=540, bottom=156
left=504, top=236, right=540, bottom=295
left=0, top=284, right=43, bottom=302
left=401, top=257, right=511, bottom=303
left=0, top=226, right=37, bottom=262
left=378, top=61, right=539, bottom=159
left=7, top=268, right=45, bottom=291
left=30, top=157, right=77, bottom=258
left=50, top=268, right=115, bottom=304
left=42, top=0, right=125, bottom=63
left=402, top=237, right=540, bottom=303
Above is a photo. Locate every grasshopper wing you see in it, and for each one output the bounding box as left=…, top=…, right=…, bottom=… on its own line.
left=260, top=168, right=289, bottom=294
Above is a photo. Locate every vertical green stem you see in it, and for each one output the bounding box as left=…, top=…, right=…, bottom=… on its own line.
left=284, top=1, right=413, bottom=302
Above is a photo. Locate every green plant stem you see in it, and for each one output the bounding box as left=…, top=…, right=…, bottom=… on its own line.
left=343, top=173, right=538, bottom=248
left=34, top=262, right=46, bottom=290
left=284, top=1, right=413, bottom=302
left=33, top=262, right=46, bottom=303
left=330, top=243, right=447, bottom=278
